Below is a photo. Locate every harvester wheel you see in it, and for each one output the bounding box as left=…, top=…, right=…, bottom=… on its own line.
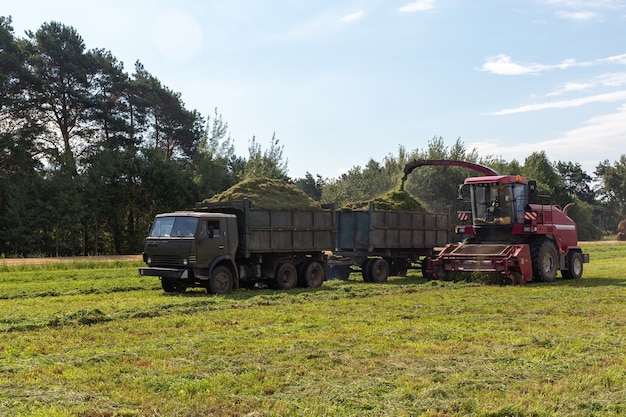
left=562, top=251, right=583, bottom=280
left=368, top=259, right=389, bottom=283
left=531, top=240, right=558, bottom=282
left=275, top=263, right=298, bottom=290
left=302, top=261, right=325, bottom=288
left=209, top=266, right=234, bottom=294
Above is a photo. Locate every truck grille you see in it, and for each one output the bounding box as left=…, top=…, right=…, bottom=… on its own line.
left=150, top=255, right=184, bottom=267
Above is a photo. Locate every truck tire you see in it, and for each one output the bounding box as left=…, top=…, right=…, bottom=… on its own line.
left=367, top=258, right=389, bottom=283
left=209, top=266, right=233, bottom=294
left=302, top=261, right=324, bottom=288
left=562, top=251, right=583, bottom=280
left=275, top=263, right=298, bottom=290
left=362, top=259, right=374, bottom=282
left=531, top=240, right=558, bottom=282
left=161, top=277, right=185, bottom=293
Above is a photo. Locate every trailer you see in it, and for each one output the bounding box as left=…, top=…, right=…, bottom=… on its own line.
left=328, top=202, right=450, bottom=282
left=139, top=199, right=335, bottom=294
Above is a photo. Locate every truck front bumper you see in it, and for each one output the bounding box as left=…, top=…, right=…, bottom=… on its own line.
left=138, top=267, right=189, bottom=279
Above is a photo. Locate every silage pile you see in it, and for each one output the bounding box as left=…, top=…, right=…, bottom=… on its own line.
left=203, top=177, right=322, bottom=211
left=341, top=189, right=428, bottom=212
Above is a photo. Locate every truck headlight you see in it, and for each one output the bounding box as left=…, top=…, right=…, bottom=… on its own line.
left=183, top=258, right=189, bottom=266
left=146, top=257, right=152, bottom=265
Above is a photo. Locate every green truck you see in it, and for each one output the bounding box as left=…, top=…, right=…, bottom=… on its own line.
left=138, top=200, right=335, bottom=294
left=139, top=200, right=450, bottom=294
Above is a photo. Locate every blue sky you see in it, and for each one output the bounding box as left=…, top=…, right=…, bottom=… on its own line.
left=5, top=1, right=626, bottom=179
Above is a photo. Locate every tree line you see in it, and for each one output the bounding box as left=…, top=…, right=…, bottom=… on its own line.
left=1, top=17, right=624, bottom=257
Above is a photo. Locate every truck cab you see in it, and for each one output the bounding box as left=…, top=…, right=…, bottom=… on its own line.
left=139, top=212, right=239, bottom=293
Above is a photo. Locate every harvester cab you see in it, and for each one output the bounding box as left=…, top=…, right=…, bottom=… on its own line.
left=459, top=175, right=536, bottom=243
left=403, top=159, right=589, bottom=284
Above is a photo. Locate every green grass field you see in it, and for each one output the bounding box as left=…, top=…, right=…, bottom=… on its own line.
left=1, top=243, right=624, bottom=417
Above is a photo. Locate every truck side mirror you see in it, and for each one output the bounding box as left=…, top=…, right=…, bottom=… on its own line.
left=208, top=226, right=215, bottom=239
left=528, top=180, right=537, bottom=195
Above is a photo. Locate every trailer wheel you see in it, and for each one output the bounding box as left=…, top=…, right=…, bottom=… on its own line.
left=161, top=277, right=185, bottom=293
left=531, top=240, right=558, bottom=282
left=302, top=261, right=325, bottom=288
left=362, top=259, right=374, bottom=282
left=209, top=266, right=233, bottom=294
left=562, top=251, right=583, bottom=280
left=275, top=263, right=298, bottom=290
left=368, top=259, right=389, bottom=283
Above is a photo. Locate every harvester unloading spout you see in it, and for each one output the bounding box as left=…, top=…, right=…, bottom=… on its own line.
left=403, top=159, right=500, bottom=177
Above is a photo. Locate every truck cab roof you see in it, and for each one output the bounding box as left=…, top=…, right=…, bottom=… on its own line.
left=157, top=211, right=236, bottom=219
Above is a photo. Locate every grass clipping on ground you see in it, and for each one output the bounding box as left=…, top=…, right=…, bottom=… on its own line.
left=204, top=177, right=322, bottom=211
left=342, top=189, right=428, bottom=212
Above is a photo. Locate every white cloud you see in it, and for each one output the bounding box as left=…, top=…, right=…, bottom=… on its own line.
left=341, top=11, right=364, bottom=23
left=542, top=0, right=625, bottom=20
left=548, top=72, right=626, bottom=96
left=399, top=0, right=436, bottom=13
left=490, top=90, right=626, bottom=115
left=556, top=10, right=597, bottom=20
left=473, top=104, right=626, bottom=172
left=480, top=54, right=589, bottom=75
left=547, top=81, right=596, bottom=96
left=601, top=53, right=626, bottom=64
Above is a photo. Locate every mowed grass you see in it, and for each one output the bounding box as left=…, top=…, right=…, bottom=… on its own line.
left=0, top=244, right=624, bottom=417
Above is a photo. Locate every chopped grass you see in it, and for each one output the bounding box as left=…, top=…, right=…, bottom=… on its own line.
left=0, top=243, right=624, bottom=416
left=203, top=177, right=321, bottom=210
left=342, top=189, right=428, bottom=212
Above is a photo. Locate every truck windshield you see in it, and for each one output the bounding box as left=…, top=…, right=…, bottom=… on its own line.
left=150, top=216, right=199, bottom=237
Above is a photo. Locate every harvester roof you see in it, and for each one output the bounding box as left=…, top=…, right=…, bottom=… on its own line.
left=464, top=175, right=528, bottom=185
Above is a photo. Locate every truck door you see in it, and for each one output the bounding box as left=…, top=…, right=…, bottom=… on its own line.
left=196, top=218, right=227, bottom=267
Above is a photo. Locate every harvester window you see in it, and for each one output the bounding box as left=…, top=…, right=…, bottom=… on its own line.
left=512, top=184, right=528, bottom=223
left=473, top=184, right=513, bottom=225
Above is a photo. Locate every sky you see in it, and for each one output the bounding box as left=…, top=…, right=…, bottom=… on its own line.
left=4, top=0, right=626, bottom=180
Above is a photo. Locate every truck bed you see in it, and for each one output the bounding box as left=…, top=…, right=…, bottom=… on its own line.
left=196, top=199, right=336, bottom=257
left=335, top=203, right=450, bottom=255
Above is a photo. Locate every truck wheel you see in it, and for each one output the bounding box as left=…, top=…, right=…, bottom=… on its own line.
left=368, top=258, right=389, bottom=283
left=362, top=259, right=374, bottom=282
left=302, top=261, right=325, bottom=288
left=531, top=240, right=558, bottom=282
left=562, top=251, right=583, bottom=280
left=209, top=266, right=233, bottom=294
left=275, top=263, right=298, bottom=290
left=161, top=277, right=185, bottom=293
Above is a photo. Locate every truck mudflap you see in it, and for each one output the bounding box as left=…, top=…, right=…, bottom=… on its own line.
left=138, top=267, right=189, bottom=279
left=426, top=243, right=533, bottom=284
